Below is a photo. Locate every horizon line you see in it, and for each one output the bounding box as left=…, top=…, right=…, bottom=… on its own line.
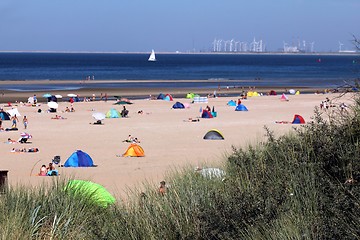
left=0, top=50, right=358, bottom=55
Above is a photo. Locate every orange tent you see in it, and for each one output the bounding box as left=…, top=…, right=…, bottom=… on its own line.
left=123, top=144, right=145, bottom=157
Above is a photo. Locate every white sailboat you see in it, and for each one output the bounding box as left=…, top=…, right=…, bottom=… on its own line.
left=148, top=49, right=156, bottom=62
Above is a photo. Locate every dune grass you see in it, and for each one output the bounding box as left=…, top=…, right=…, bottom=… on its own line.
left=0, top=96, right=359, bottom=239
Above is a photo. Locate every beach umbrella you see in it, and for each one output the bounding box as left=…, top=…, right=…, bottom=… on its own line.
left=65, top=180, right=116, bottom=208
left=55, top=94, right=63, bottom=98
left=47, top=101, right=59, bottom=109
left=67, top=93, right=77, bottom=97
left=92, top=112, right=106, bottom=121
left=20, top=132, right=32, bottom=139
left=42, top=93, right=52, bottom=98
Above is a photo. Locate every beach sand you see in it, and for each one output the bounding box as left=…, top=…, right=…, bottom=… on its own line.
left=0, top=85, right=352, bottom=201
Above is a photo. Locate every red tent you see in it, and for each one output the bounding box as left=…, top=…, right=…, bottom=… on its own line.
left=292, top=114, right=305, bottom=124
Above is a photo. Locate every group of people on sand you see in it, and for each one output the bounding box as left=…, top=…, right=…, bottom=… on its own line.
left=123, top=135, right=140, bottom=143
left=65, top=106, right=75, bottom=112
left=38, top=162, right=58, bottom=176
left=51, top=115, right=66, bottom=120
left=11, top=147, right=39, bottom=153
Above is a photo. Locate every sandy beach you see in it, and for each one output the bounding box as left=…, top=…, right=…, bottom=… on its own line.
left=0, top=84, right=352, bottom=200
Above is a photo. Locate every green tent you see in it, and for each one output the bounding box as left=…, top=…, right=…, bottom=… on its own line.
left=65, top=180, right=116, bottom=208
left=186, top=93, right=199, bottom=99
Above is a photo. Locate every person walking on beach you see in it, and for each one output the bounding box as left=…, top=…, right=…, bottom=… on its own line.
left=11, top=114, right=18, bottom=128
left=23, top=116, right=28, bottom=129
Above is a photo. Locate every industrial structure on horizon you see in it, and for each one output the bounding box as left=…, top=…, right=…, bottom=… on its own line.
left=212, top=38, right=265, bottom=53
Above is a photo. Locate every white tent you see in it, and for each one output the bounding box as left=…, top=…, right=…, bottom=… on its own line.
left=6, top=108, right=21, bottom=117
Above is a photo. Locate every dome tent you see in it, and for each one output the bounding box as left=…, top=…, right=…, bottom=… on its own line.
left=235, top=104, right=248, bottom=111
left=172, top=102, right=185, bottom=109
left=203, top=129, right=225, bottom=140
left=123, top=144, right=145, bottom=157
left=64, top=150, right=96, bottom=167
left=106, top=108, right=121, bottom=118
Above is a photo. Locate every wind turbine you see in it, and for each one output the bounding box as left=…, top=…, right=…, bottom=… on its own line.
left=213, top=39, right=217, bottom=52
left=339, top=42, right=344, bottom=52
left=310, top=42, right=315, bottom=53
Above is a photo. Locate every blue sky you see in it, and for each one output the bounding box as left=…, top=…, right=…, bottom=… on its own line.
left=0, top=0, right=359, bottom=52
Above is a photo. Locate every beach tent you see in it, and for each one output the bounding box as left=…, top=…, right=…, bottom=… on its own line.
left=280, top=93, right=289, bottom=101
left=6, top=108, right=21, bottom=117
left=123, top=144, right=145, bottom=157
left=186, top=93, right=195, bottom=99
left=289, top=89, right=296, bottom=95
left=227, top=100, right=236, bottom=106
left=0, top=111, right=10, bottom=120
left=295, top=91, right=300, bottom=95
left=201, top=110, right=213, bottom=118
left=203, top=129, right=225, bottom=140
left=106, top=108, right=121, bottom=118
left=247, top=91, right=259, bottom=97
left=235, top=104, right=248, bottom=111
left=292, top=114, right=305, bottom=124
left=64, top=150, right=95, bottom=167
left=65, top=180, right=115, bottom=208
left=157, top=93, right=165, bottom=100
left=164, top=94, right=173, bottom=101
left=172, top=102, right=185, bottom=109
left=186, top=93, right=199, bottom=99
left=269, top=90, right=277, bottom=95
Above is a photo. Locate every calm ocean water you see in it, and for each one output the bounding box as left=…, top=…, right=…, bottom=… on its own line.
left=0, top=52, right=359, bottom=91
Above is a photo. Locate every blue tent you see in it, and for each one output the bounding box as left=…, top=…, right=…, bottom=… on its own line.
left=106, top=108, right=121, bottom=118
left=64, top=150, right=95, bottom=167
left=0, top=111, right=10, bottom=120
left=235, top=104, right=248, bottom=111
left=201, top=110, right=213, bottom=118
left=227, top=100, right=236, bottom=106
left=172, top=102, right=185, bottom=109
left=157, top=93, right=165, bottom=100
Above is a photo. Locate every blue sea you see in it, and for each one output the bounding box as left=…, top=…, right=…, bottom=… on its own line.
left=0, top=52, right=359, bottom=91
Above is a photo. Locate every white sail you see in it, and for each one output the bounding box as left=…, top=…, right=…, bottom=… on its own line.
left=148, top=49, right=156, bottom=62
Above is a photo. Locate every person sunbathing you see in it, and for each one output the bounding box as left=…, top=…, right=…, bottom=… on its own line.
left=11, top=147, right=27, bottom=152
left=51, top=115, right=66, bottom=120
left=7, top=138, right=17, bottom=143
left=184, top=118, right=200, bottom=122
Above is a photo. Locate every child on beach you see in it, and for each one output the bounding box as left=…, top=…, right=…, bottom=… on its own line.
left=23, top=116, right=28, bottom=129
left=39, top=165, right=47, bottom=176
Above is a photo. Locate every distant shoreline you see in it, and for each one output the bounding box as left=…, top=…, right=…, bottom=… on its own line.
left=0, top=50, right=358, bottom=56
left=0, top=81, right=327, bottom=104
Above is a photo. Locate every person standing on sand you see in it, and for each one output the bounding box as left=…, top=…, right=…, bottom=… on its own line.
left=11, top=114, right=18, bottom=128
left=23, top=116, right=28, bottom=129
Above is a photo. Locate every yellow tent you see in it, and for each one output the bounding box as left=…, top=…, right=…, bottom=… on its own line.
left=123, top=144, right=145, bottom=157
left=295, top=91, right=300, bottom=95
